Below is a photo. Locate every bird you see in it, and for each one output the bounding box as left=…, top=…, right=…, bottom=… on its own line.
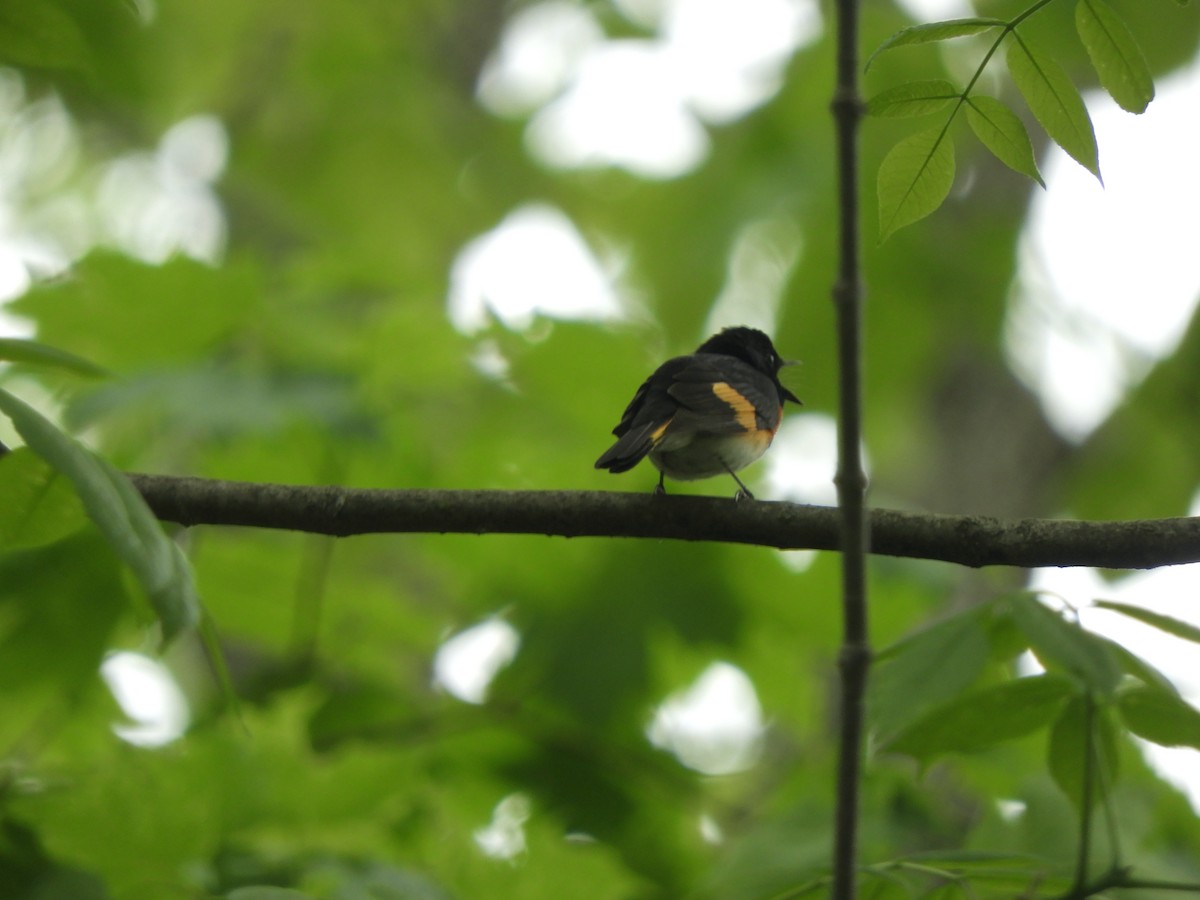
left=594, top=326, right=800, bottom=499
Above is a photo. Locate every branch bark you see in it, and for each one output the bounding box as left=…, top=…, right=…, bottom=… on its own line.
left=830, top=0, right=868, bottom=891
left=128, top=474, right=1200, bottom=570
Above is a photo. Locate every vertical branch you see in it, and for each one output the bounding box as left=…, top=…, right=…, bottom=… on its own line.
left=830, top=0, right=870, bottom=897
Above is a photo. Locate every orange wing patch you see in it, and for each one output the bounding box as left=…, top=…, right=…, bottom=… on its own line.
left=711, top=382, right=758, bottom=432
left=650, top=416, right=674, bottom=444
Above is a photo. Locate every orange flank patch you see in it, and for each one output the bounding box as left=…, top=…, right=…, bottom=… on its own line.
left=746, top=427, right=774, bottom=453
left=711, top=382, right=758, bottom=431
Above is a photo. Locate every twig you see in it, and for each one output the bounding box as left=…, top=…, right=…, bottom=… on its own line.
left=127, top=474, right=1200, bottom=571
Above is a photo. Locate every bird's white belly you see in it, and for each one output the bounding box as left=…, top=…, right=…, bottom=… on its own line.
left=650, top=431, right=773, bottom=481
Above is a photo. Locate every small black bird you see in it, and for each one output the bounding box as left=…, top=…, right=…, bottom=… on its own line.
left=595, top=326, right=800, bottom=499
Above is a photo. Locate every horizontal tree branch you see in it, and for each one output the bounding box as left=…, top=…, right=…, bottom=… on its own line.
left=127, top=473, right=1200, bottom=571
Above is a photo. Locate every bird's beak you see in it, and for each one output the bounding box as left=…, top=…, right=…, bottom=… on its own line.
left=779, top=359, right=802, bottom=404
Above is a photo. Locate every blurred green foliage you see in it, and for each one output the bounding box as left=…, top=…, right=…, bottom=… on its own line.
left=2, top=0, right=1200, bottom=897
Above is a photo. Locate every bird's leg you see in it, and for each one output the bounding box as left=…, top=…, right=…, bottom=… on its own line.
left=653, top=471, right=667, bottom=497
left=724, top=464, right=755, bottom=501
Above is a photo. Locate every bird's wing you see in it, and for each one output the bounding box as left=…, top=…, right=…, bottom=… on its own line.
left=665, top=357, right=779, bottom=435
left=595, top=358, right=689, bottom=471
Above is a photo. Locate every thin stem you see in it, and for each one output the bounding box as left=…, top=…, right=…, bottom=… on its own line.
left=290, top=533, right=335, bottom=668
left=831, top=0, right=870, bottom=896
left=1009, top=0, right=1059, bottom=30
left=1072, top=693, right=1097, bottom=892
left=1058, top=867, right=1200, bottom=898
left=1093, top=705, right=1124, bottom=872
left=931, top=0, right=1065, bottom=168
left=290, top=448, right=345, bottom=669
left=1117, top=877, right=1200, bottom=892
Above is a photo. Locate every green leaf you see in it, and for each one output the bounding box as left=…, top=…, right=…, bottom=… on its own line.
left=0, top=1, right=92, bottom=72
left=1048, top=695, right=1119, bottom=808
left=919, top=886, right=964, bottom=900
left=0, top=338, right=108, bottom=378
left=867, top=18, right=1006, bottom=69
left=1118, top=684, right=1200, bottom=749
left=197, top=610, right=242, bottom=720
left=870, top=605, right=990, bottom=741
left=868, top=80, right=960, bottom=118
left=883, top=674, right=1074, bottom=761
left=65, top=365, right=371, bottom=438
left=1007, top=39, right=1101, bottom=180
left=1076, top=0, right=1154, bottom=114
left=1093, top=599, right=1200, bottom=645
left=898, top=849, right=1046, bottom=873
left=227, top=889, right=318, bottom=900
left=878, top=128, right=956, bottom=241
left=877, top=852, right=1053, bottom=896
left=0, top=448, right=88, bottom=550
left=0, top=389, right=199, bottom=644
left=0, top=533, right=128, bottom=748
left=965, top=95, right=1045, bottom=186
left=859, top=865, right=914, bottom=897
left=307, top=680, right=410, bottom=750
left=1010, top=595, right=1121, bottom=694
left=11, top=252, right=263, bottom=371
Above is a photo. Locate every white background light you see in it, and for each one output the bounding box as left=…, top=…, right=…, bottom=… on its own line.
left=647, top=661, right=766, bottom=775
left=479, top=0, right=820, bottom=179
left=447, top=203, right=624, bottom=335
left=100, top=651, right=189, bottom=747
left=433, top=617, right=520, bottom=704
left=1007, top=54, right=1200, bottom=440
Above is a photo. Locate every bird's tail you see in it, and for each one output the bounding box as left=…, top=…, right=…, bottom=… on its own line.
left=594, top=422, right=658, bottom=473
